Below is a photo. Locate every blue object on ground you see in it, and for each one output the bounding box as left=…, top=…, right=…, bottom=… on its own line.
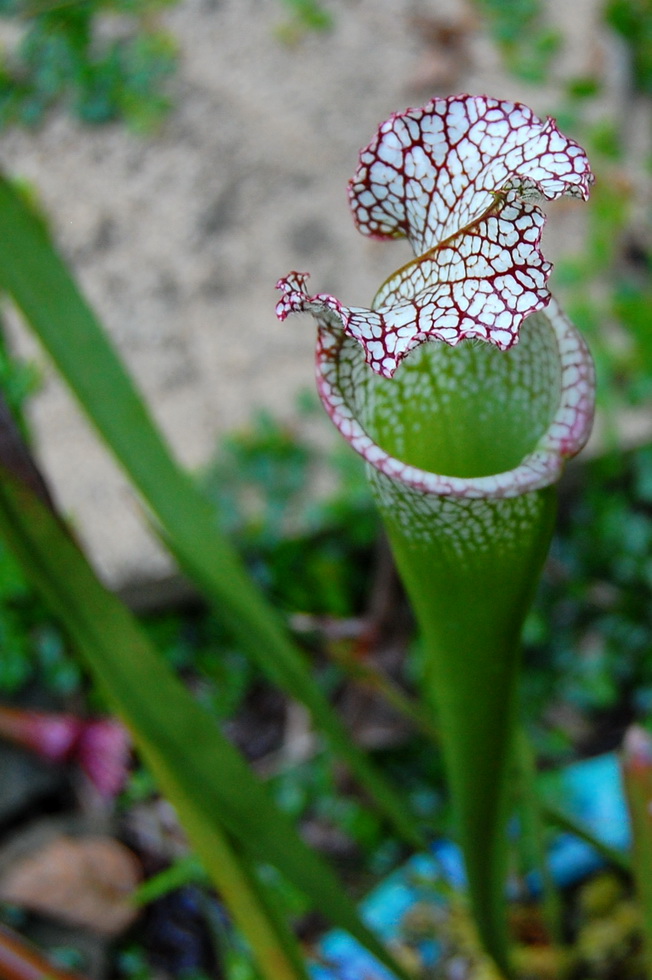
left=545, top=752, right=630, bottom=886
left=311, top=752, right=631, bottom=979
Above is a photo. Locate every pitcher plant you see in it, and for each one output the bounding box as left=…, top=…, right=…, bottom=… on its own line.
left=276, top=94, right=595, bottom=975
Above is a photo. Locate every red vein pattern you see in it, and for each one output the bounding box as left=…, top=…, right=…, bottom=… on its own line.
left=276, top=95, right=593, bottom=379
left=348, top=95, right=592, bottom=251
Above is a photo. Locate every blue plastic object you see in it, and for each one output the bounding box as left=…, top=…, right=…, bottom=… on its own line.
left=312, top=752, right=630, bottom=979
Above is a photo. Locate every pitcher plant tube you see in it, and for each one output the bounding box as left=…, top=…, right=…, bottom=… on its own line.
left=276, top=95, right=595, bottom=975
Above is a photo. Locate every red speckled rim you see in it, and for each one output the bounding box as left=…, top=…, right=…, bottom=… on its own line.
left=313, top=294, right=595, bottom=500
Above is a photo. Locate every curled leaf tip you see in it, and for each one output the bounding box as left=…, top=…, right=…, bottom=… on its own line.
left=348, top=95, right=593, bottom=251
left=276, top=95, right=594, bottom=379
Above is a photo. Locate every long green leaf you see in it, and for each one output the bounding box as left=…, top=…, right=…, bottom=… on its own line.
left=541, top=802, right=631, bottom=874
left=163, top=789, right=311, bottom=980
left=0, top=174, right=422, bottom=850
left=0, top=467, right=408, bottom=980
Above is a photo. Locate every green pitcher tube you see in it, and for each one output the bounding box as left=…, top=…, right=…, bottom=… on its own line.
left=360, top=309, right=566, bottom=970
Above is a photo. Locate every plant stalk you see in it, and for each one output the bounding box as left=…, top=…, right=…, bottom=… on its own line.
left=375, top=481, right=557, bottom=977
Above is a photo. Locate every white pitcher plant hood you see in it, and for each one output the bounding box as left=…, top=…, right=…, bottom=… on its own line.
left=276, top=94, right=595, bottom=503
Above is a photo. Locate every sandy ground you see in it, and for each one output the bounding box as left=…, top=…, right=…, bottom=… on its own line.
left=0, top=0, right=624, bottom=589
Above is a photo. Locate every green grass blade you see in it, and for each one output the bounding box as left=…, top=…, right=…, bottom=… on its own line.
left=0, top=467, right=409, bottom=980
left=0, top=173, right=423, bottom=849
left=162, top=794, right=312, bottom=980
left=131, top=855, right=207, bottom=906
left=541, top=802, right=631, bottom=874
left=513, top=728, right=564, bottom=948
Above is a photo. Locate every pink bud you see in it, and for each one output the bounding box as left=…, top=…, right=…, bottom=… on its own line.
left=75, top=719, right=131, bottom=798
left=0, top=706, right=130, bottom=798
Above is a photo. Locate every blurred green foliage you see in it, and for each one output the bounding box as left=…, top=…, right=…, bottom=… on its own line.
left=0, top=315, right=38, bottom=439
left=0, top=325, right=82, bottom=693
left=0, top=0, right=177, bottom=130
left=470, top=0, right=561, bottom=82
left=552, top=112, right=652, bottom=418
left=605, top=0, right=652, bottom=94
left=278, top=0, right=332, bottom=34
left=524, top=447, right=652, bottom=746
left=0, top=536, right=81, bottom=692
left=142, top=606, right=254, bottom=722
left=200, top=400, right=379, bottom=619
left=0, top=0, right=337, bottom=132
